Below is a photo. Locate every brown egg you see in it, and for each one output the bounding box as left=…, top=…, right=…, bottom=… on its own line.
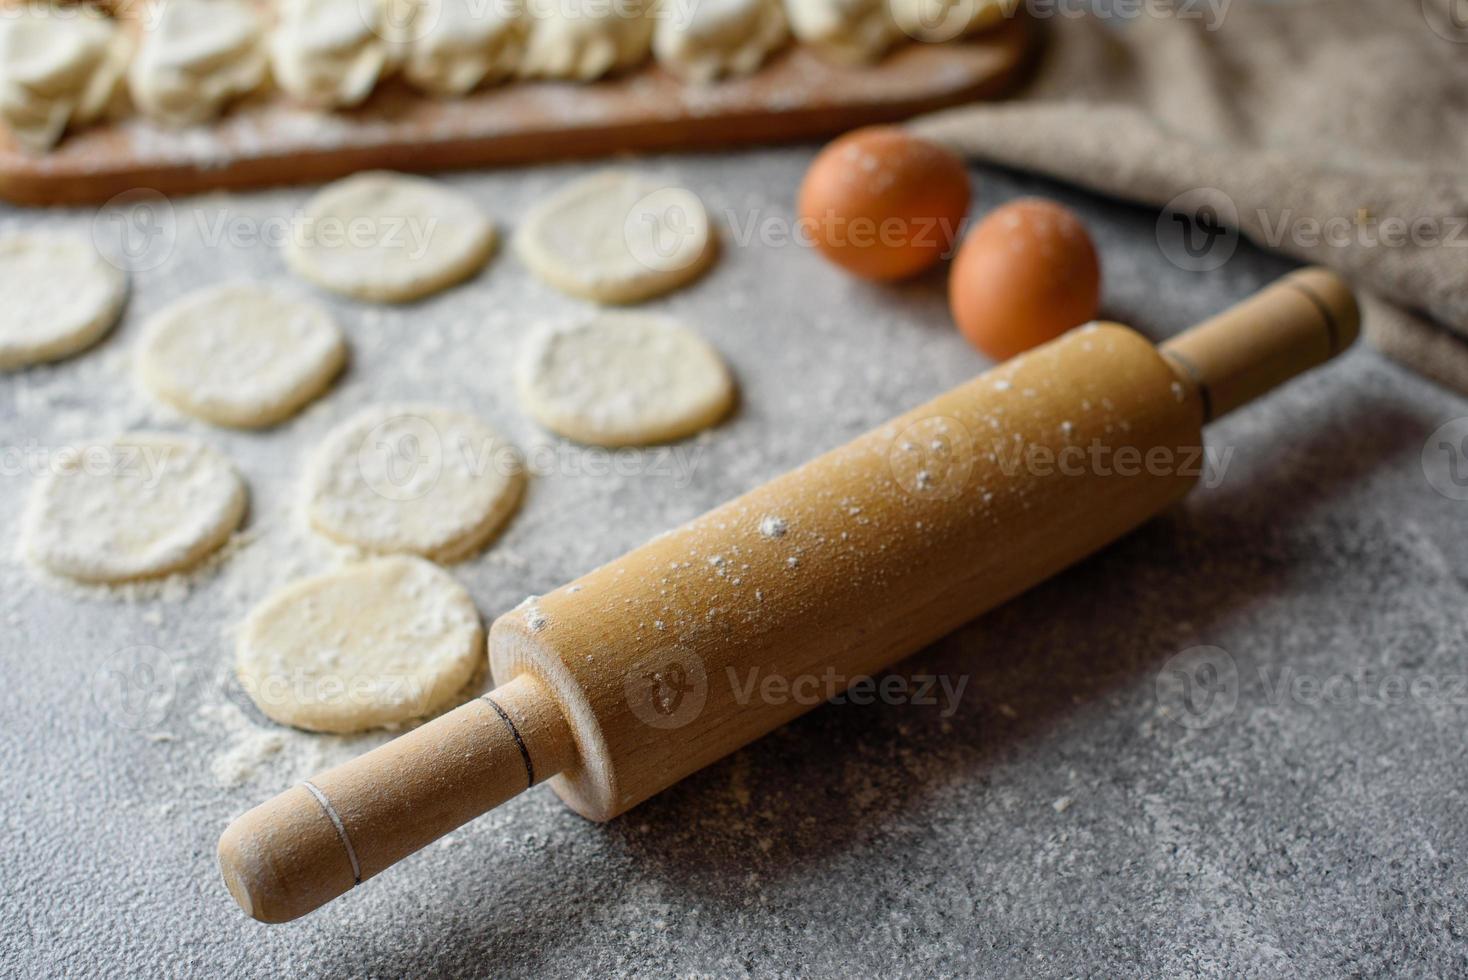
left=798, top=126, right=971, bottom=281
left=949, top=198, right=1101, bottom=361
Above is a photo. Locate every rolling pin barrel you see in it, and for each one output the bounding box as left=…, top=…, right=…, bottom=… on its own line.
left=220, top=267, right=1359, bottom=923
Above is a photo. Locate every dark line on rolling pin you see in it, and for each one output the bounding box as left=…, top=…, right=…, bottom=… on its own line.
left=481, top=695, right=534, bottom=789
left=1287, top=279, right=1342, bottom=354
left=1162, top=349, right=1213, bottom=425
left=301, top=780, right=361, bottom=885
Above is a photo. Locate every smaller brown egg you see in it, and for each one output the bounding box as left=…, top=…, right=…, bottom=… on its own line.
left=949, top=198, right=1101, bottom=361
left=798, top=126, right=971, bottom=281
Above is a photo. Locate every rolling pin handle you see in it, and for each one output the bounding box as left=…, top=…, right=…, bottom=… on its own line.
left=1160, top=267, right=1359, bottom=423
left=217, top=673, right=575, bottom=923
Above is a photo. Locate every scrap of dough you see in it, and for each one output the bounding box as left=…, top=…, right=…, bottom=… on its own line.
left=236, top=556, right=484, bottom=732
left=517, top=312, right=735, bottom=445
left=0, top=234, right=127, bottom=371
left=516, top=170, right=715, bottom=304
left=653, top=0, right=788, bottom=82
left=0, top=6, right=129, bottom=152
left=287, top=171, right=497, bottom=302
left=405, top=0, right=527, bottom=94
left=136, top=283, right=347, bottom=428
left=887, top=0, right=1011, bottom=41
left=128, top=0, right=268, bottom=125
left=518, top=0, right=652, bottom=80
left=23, top=433, right=247, bottom=583
left=784, top=0, right=894, bottom=63
left=270, top=0, right=406, bottom=107
left=305, top=404, right=524, bottom=561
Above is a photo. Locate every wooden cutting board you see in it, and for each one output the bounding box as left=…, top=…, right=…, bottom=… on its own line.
left=0, top=17, right=1032, bottom=206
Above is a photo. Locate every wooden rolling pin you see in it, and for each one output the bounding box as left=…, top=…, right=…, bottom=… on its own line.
left=219, top=267, right=1358, bottom=922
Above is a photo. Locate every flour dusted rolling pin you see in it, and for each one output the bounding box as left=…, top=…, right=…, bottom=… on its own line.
left=219, top=268, right=1358, bottom=922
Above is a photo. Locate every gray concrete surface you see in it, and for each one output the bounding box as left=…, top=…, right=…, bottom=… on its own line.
left=2, top=149, right=1466, bottom=977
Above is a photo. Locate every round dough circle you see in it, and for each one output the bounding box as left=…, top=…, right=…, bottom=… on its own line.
left=236, top=556, right=484, bottom=732
left=23, top=433, right=247, bottom=583
left=0, top=234, right=127, bottom=371
left=515, top=170, right=716, bottom=304
left=137, top=283, right=347, bottom=428
left=306, top=404, right=524, bottom=561
left=517, top=312, right=735, bottom=445
left=287, top=172, right=497, bottom=303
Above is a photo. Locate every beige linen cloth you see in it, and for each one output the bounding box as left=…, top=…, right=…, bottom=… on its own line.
left=911, top=0, right=1468, bottom=391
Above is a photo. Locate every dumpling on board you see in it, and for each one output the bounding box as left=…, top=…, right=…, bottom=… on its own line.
left=128, top=0, right=268, bottom=125
left=0, top=4, right=130, bottom=152
left=653, top=0, right=789, bottom=83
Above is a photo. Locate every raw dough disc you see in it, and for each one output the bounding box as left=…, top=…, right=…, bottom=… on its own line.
left=653, top=0, right=788, bottom=82
left=517, top=312, right=735, bottom=445
left=515, top=170, right=715, bottom=304
left=236, top=556, right=484, bottom=732
left=306, top=404, right=524, bottom=561
left=0, top=234, right=127, bottom=371
left=137, top=283, right=347, bottom=428
left=23, top=433, right=247, bottom=583
left=287, top=171, right=498, bottom=303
